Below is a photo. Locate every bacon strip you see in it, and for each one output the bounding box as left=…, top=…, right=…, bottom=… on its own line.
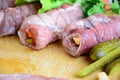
left=18, top=3, right=83, bottom=50
left=0, top=2, right=40, bottom=37
left=62, top=14, right=120, bottom=57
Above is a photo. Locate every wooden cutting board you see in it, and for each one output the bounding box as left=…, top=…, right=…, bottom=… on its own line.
left=0, top=36, right=120, bottom=80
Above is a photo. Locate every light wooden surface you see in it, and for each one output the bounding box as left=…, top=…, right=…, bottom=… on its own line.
left=0, top=36, right=119, bottom=80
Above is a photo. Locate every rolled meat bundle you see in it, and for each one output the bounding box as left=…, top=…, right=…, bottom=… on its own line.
left=18, top=3, right=83, bottom=50
left=62, top=14, right=120, bottom=57
left=0, top=2, right=40, bottom=37
left=0, top=74, right=67, bottom=80
left=0, top=0, right=15, bottom=10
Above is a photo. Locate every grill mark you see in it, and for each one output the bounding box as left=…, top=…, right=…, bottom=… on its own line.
left=0, top=0, right=15, bottom=10
left=110, top=17, right=120, bottom=38
left=114, top=21, right=120, bottom=38
left=115, top=21, right=120, bottom=37
left=46, top=10, right=67, bottom=38
left=9, top=0, right=15, bottom=7
left=64, top=7, right=72, bottom=22
left=100, top=22, right=107, bottom=41
left=109, top=20, right=117, bottom=39
left=6, top=0, right=10, bottom=8
left=52, top=9, right=67, bottom=26
left=83, top=19, right=93, bottom=29
left=4, top=0, right=11, bottom=7
left=20, top=5, right=31, bottom=19
left=27, top=4, right=34, bottom=15
left=67, top=4, right=83, bottom=21
left=40, top=13, right=60, bottom=32
left=20, top=5, right=30, bottom=22
left=1, top=0, right=3, bottom=9
left=5, top=9, right=16, bottom=32
left=28, top=4, right=37, bottom=15
left=3, top=0, right=8, bottom=10
left=107, top=19, right=114, bottom=39
left=87, top=18, right=100, bottom=43
left=0, top=10, right=15, bottom=36
left=57, top=10, right=68, bottom=25
left=57, top=8, right=70, bottom=24
left=11, top=7, right=22, bottom=30
left=36, top=15, right=49, bottom=29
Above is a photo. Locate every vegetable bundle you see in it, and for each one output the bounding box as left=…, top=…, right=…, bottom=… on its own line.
left=18, top=3, right=83, bottom=50
left=77, top=39, right=120, bottom=77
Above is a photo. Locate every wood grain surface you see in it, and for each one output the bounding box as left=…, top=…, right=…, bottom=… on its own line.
left=0, top=36, right=120, bottom=80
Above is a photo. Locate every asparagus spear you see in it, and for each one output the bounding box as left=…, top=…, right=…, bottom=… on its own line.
left=90, top=39, right=120, bottom=61
left=104, top=58, right=120, bottom=75
left=76, top=46, right=120, bottom=77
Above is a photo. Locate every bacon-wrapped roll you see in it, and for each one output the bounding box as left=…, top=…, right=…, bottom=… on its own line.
left=18, top=3, right=83, bottom=50
left=0, top=2, right=40, bottom=37
left=62, top=14, right=120, bottom=57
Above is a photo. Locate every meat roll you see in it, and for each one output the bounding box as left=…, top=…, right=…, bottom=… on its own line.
left=62, top=14, right=120, bottom=57
left=0, top=0, right=15, bottom=10
left=0, top=2, right=40, bottom=37
left=0, top=74, right=67, bottom=80
left=18, top=3, right=83, bottom=50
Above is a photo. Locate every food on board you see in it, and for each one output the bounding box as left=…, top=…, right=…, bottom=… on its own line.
left=0, top=3, right=40, bottom=37
left=62, top=14, right=120, bottom=57
left=1, top=0, right=120, bottom=79
left=18, top=3, right=83, bottom=50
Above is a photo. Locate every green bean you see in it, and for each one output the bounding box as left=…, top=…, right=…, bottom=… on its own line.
left=90, top=39, right=120, bottom=61
left=76, top=46, right=120, bottom=77
left=105, top=58, right=120, bottom=75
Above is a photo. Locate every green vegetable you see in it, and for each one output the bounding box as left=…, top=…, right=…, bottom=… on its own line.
left=110, top=0, right=120, bottom=15
left=80, top=0, right=120, bottom=17
left=15, top=0, right=120, bottom=16
left=80, top=0, right=106, bottom=17
left=38, top=0, right=82, bottom=13
left=25, top=0, right=39, bottom=2
left=26, top=38, right=34, bottom=44
left=76, top=46, right=120, bottom=77
left=15, top=0, right=38, bottom=6
left=15, top=0, right=28, bottom=6
left=109, top=63, right=120, bottom=75
left=90, top=39, right=120, bottom=61
left=104, top=58, right=120, bottom=75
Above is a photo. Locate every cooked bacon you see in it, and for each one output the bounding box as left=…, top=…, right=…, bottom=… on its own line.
left=0, top=3, right=40, bottom=37
left=62, top=14, right=120, bottom=57
left=0, top=0, right=15, bottom=10
left=0, top=74, right=67, bottom=80
left=18, top=3, right=83, bottom=50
